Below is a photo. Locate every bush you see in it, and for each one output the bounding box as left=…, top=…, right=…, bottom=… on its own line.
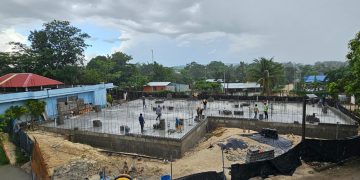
left=15, top=146, right=28, bottom=165
left=0, top=143, right=9, bottom=165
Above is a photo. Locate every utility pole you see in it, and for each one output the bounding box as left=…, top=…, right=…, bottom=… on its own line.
left=151, top=49, right=154, bottom=62
left=223, top=71, right=226, bottom=94
left=302, top=98, right=306, bottom=141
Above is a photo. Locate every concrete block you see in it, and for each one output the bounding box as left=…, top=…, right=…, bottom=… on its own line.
left=234, top=111, right=244, bottom=115
left=93, top=120, right=102, bottom=127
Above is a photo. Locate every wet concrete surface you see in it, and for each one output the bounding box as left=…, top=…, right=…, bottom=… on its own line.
left=42, top=99, right=355, bottom=139
left=0, top=165, right=31, bottom=179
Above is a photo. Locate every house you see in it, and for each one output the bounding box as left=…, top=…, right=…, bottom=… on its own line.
left=0, top=73, right=64, bottom=92
left=143, top=82, right=190, bottom=92
left=143, top=82, right=172, bottom=92
left=221, top=82, right=261, bottom=96
left=206, top=79, right=223, bottom=83
left=0, top=73, right=114, bottom=119
left=169, top=83, right=190, bottom=92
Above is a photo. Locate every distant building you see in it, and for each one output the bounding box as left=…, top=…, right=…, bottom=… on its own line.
left=0, top=73, right=114, bottom=119
left=0, top=73, right=64, bottom=92
left=169, top=83, right=190, bottom=92
left=205, top=79, right=223, bottom=83
left=143, top=82, right=189, bottom=92
left=143, top=82, right=171, bottom=92
left=303, top=75, right=327, bottom=92
left=221, top=82, right=261, bottom=96
left=303, top=75, right=326, bottom=83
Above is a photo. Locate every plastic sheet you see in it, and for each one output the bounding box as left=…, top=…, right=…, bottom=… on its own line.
left=217, top=138, right=248, bottom=150
left=243, top=133, right=293, bottom=155
left=175, top=171, right=225, bottom=180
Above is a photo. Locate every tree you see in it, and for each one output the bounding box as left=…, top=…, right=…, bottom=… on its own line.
left=193, top=80, right=222, bottom=93
left=25, top=100, right=46, bottom=126
left=346, top=31, right=360, bottom=103
left=234, top=61, right=248, bottom=82
left=29, top=20, right=90, bottom=68
left=181, top=62, right=206, bottom=83
left=86, top=55, right=120, bottom=83
left=10, top=20, right=90, bottom=84
left=206, top=61, right=227, bottom=80
left=0, top=106, right=27, bottom=134
left=247, top=57, right=284, bottom=96
left=325, top=66, right=351, bottom=99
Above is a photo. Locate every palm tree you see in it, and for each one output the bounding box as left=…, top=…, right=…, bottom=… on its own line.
left=247, top=57, right=284, bottom=96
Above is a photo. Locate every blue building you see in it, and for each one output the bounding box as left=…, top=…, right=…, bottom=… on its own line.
left=0, top=83, right=114, bottom=119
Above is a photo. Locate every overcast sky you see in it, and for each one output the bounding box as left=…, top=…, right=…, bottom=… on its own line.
left=1, top=0, right=360, bottom=66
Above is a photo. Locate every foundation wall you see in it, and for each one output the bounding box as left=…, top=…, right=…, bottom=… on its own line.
left=38, top=126, right=182, bottom=158
left=180, top=119, right=210, bottom=155
left=38, top=114, right=358, bottom=159
left=207, top=116, right=358, bottom=139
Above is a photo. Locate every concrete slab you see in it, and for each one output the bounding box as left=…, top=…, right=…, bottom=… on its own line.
left=41, top=99, right=355, bottom=139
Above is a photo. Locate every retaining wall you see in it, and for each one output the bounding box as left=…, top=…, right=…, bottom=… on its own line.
left=207, top=116, right=358, bottom=139
left=38, top=119, right=210, bottom=159
left=180, top=119, right=210, bottom=155
left=38, top=114, right=358, bottom=159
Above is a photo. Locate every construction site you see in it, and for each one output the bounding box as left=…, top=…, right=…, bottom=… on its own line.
left=14, top=95, right=358, bottom=179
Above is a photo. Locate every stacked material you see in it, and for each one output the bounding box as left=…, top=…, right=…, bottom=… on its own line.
left=245, top=147, right=275, bottom=163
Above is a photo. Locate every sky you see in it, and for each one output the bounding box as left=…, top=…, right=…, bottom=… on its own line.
left=1, top=0, right=360, bottom=67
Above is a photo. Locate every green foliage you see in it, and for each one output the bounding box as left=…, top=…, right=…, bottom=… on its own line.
left=206, top=61, right=227, bottom=80
left=4, top=106, right=28, bottom=121
left=180, top=62, right=206, bottom=83
left=346, top=31, right=360, bottom=103
left=0, top=115, right=6, bottom=133
left=25, top=100, right=46, bottom=121
left=7, top=20, right=90, bottom=84
left=0, top=106, right=27, bottom=133
left=29, top=20, right=90, bottom=68
left=193, top=81, right=222, bottom=93
left=15, top=146, right=28, bottom=165
left=247, top=57, right=285, bottom=96
left=0, top=144, right=9, bottom=165
left=106, top=94, right=113, bottom=104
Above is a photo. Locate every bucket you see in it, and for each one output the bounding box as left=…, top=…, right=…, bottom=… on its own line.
left=161, top=175, right=171, bottom=180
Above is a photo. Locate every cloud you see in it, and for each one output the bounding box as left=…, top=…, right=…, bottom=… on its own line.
left=0, top=28, right=27, bottom=52
left=1, top=0, right=360, bottom=65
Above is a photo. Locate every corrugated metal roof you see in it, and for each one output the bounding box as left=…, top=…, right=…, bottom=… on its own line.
left=304, top=75, right=326, bottom=83
left=206, top=79, right=223, bottom=83
left=0, top=73, right=64, bottom=88
left=146, top=82, right=171, bottom=86
left=221, top=82, right=261, bottom=89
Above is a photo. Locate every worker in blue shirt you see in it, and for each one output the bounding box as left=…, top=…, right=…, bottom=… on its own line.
left=139, top=113, right=145, bottom=133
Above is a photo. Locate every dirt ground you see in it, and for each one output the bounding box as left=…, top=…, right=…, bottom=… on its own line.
left=25, top=128, right=303, bottom=179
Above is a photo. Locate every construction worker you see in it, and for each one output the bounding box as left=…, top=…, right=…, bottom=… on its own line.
left=254, top=104, right=259, bottom=119
left=197, top=107, right=204, bottom=119
left=264, top=102, right=269, bottom=119
left=139, top=113, right=145, bottom=133
left=203, top=99, right=208, bottom=110
left=155, top=105, right=162, bottom=120
left=142, top=96, right=146, bottom=108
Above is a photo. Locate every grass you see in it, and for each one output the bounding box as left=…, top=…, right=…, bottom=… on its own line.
left=15, top=146, right=28, bottom=165
left=0, top=142, right=9, bottom=165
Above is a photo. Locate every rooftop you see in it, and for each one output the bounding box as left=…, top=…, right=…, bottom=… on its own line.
left=221, top=82, right=261, bottom=89
left=146, top=82, right=171, bottom=86
left=0, top=73, right=64, bottom=88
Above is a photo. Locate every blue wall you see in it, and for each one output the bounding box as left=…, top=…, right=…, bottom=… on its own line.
left=0, top=83, right=114, bottom=119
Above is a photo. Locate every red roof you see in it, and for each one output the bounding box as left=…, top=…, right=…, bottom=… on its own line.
left=0, top=73, right=64, bottom=88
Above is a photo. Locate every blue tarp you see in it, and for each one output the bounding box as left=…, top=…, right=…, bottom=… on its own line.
left=304, top=75, right=326, bottom=83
